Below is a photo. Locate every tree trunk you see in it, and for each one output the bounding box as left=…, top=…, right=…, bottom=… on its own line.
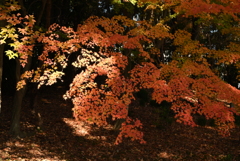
left=9, top=0, right=27, bottom=138
left=0, top=0, right=6, bottom=114
left=0, top=44, right=4, bottom=114
left=10, top=57, right=32, bottom=138
left=9, top=0, right=47, bottom=138
left=0, top=39, right=4, bottom=114
left=45, top=0, right=52, bottom=28
left=10, top=84, right=26, bottom=137
left=36, top=0, right=47, bottom=26
left=113, top=118, right=126, bottom=130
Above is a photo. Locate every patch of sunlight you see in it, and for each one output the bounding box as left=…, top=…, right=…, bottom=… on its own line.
left=205, top=126, right=216, bottom=130
left=28, top=149, right=44, bottom=156
left=14, top=141, right=25, bottom=148
left=158, top=151, right=174, bottom=159
left=63, top=118, right=90, bottom=136
left=3, top=142, right=65, bottom=161
left=63, top=118, right=109, bottom=141
left=87, top=135, right=107, bottom=141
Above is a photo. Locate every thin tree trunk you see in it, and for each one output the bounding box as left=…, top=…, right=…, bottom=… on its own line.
left=0, top=46, right=3, bottom=114
left=10, top=57, right=32, bottom=138
left=45, top=0, right=52, bottom=28
left=113, top=50, right=130, bottom=130
left=9, top=0, right=46, bottom=137
left=0, top=44, right=4, bottom=114
left=29, top=0, right=50, bottom=128
left=17, top=0, right=27, bottom=16
left=36, top=0, right=47, bottom=26
left=0, top=0, right=6, bottom=114
left=9, top=0, right=28, bottom=138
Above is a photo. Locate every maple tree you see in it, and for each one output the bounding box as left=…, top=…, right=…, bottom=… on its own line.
left=1, top=0, right=240, bottom=144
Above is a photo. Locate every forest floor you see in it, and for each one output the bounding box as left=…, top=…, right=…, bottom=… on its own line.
left=0, top=86, right=240, bottom=161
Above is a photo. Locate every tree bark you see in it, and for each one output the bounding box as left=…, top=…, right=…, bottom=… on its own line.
left=0, top=42, right=4, bottom=114
left=0, top=45, right=3, bottom=114
left=10, top=57, right=32, bottom=138
left=36, top=0, right=47, bottom=26
left=191, top=17, right=200, bottom=40
left=0, top=0, right=6, bottom=114
left=9, top=0, right=48, bottom=137
left=8, top=0, right=28, bottom=138
left=45, top=0, right=52, bottom=28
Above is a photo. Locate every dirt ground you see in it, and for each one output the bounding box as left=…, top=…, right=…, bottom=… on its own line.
left=0, top=86, right=240, bottom=161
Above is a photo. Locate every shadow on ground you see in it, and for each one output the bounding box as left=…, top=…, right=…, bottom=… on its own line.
left=0, top=86, right=240, bottom=161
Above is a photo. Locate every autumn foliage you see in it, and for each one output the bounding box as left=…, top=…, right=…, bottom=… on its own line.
left=1, top=0, right=240, bottom=144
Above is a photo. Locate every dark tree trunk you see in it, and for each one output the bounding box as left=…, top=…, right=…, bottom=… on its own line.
left=191, top=17, right=200, bottom=40
left=113, top=118, right=126, bottom=130
left=0, top=0, right=6, bottom=113
left=36, top=0, right=47, bottom=26
left=45, top=0, right=52, bottom=28
left=0, top=45, right=3, bottom=113
left=9, top=0, right=28, bottom=138
left=9, top=0, right=47, bottom=137
left=10, top=57, right=32, bottom=138
left=10, top=85, right=26, bottom=137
